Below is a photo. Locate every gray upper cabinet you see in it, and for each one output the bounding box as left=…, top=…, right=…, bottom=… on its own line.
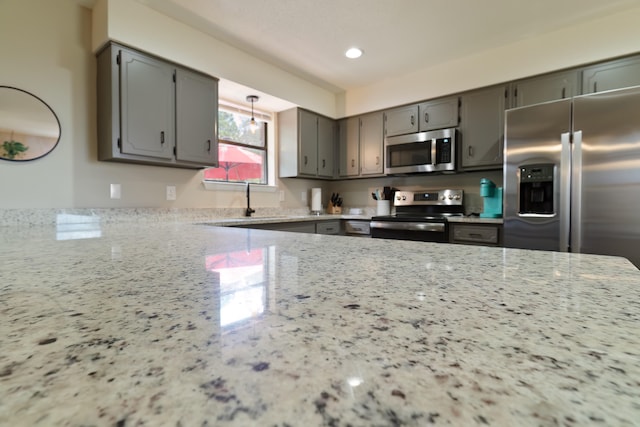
left=359, top=112, right=385, bottom=176
left=317, top=115, right=335, bottom=178
left=384, top=105, right=418, bottom=137
left=338, top=112, right=384, bottom=178
left=298, top=109, right=318, bottom=176
left=582, top=55, right=640, bottom=94
left=418, top=96, right=459, bottom=131
left=338, top=117, right=359, bottom=177
left=383, top=97, right=458, bottom=137
left=512, top=70, right=578, bottom=108
left=119, top=48, right=175, bottom=160
left=175, top=69, right=218, bottom=165
left=459, top=85, right=507, bottom=170
left=97, top=42, right=219, bottom=168
left=278, top=108, right=335, bottom=179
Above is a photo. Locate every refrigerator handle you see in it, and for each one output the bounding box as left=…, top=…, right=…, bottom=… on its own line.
left=560, top=132, right=572, bottom=252
left=571, top=131, right=583, bottom=253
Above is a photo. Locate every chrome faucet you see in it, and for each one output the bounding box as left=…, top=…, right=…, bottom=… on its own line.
left=245, top=182, right=255, bottom=217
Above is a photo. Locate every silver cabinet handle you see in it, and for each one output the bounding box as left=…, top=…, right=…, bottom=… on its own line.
left=376, top=156, right=379, bottom=165
left=351, top=159, right=355, bottom=167
left=160, top=131, right=165, bottom=144
left=304, top=155, right=308, bottom=165
left=322, top=159, right=326, bottom=168
left=468, top=146, right=473, bottom=157
left=410, top=115, right=415, bottom=126
left=424, top=112, right=429, bottom=123
left=207, top=139, right=211, bottom=152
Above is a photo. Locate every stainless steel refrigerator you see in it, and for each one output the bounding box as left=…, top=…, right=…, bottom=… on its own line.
left=504, top=85, right=640, bottom=269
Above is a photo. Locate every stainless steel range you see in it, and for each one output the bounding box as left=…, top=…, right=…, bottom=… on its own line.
left=370, top=189, right=464, bottom=242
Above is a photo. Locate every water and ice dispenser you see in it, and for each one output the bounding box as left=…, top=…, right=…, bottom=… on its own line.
left=518, top=164, right=554, bottom=215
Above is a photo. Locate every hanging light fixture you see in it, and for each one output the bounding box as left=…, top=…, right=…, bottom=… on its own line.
left=247, top=95, right=259, bottom=133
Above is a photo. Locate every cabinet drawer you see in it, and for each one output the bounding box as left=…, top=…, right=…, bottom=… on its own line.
left=451, top=225, right=499, bottom=245
left=316, top=220, right=341, bottom=235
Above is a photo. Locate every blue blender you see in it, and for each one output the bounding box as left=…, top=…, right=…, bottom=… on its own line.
left=480, top=178, right=503, bottom=218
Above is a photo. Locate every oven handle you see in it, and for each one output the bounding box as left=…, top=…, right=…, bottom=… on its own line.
left=369, top=221, right=445, bottom=233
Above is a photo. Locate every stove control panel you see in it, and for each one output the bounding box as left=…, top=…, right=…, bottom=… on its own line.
left=394, top=189, right=463, bottom=206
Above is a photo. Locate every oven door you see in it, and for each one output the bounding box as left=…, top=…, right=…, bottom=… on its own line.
left=369, top=220, right=449, bottom=242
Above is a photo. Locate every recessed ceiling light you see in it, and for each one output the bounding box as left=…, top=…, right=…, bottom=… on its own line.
left=345, top=47, right=363, bottom=59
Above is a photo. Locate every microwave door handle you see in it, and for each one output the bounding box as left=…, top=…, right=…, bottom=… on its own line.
left=430, top=138, right=436, bottom=165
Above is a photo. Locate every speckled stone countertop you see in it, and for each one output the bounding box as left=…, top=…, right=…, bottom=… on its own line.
left=1, top=222, right=637, bottom=426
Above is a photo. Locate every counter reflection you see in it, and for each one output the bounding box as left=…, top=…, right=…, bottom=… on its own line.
left=206, top=246, right=272, bottom=330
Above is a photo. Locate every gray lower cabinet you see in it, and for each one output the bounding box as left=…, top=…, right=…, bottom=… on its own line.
left=279, top=108, right=335, bottom=179
left=459, top=85, right=507, bottom=170
left=97, top=42, right=219, bottom=168
left=338, top=112, right=384, bottom=178
left=582, top=55, right=640, bottom=94
left=512, top=70, right=578, bottom=108
left=315, top=220, right=341, bottom=235
left=235, top=220, right=341, bottom=234
left=449, top=223, right=502, bottom=247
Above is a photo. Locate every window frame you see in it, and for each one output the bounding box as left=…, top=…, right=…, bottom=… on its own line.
left=205, top=101, right=271, bottom=185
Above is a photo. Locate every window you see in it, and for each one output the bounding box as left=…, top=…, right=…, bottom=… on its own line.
left=204, top=103, right=269, bottom=184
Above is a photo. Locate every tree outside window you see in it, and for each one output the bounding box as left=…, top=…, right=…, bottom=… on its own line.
left=204, top=109, right=268, bottom=184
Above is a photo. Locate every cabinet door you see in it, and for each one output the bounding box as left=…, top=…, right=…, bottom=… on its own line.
left=175, top=68, right=218, bottom=166
left=317, top=115, right=335, bottom=178
left=513, top=71, right=578, bottom=108
left=384, top=104, right=418, bottom=137
left=119, top=48, right=175, bottom=159
left=298, top=109, right=318, bottom=176
left=418, top=97, right=459, bottom=131
left=582, top=55, right=640, bottom=94
left=316, top=220, right=341, bottom=235
left=360, top=112, right=384, bottom=176
left=459, top=85, right=507, bottom=169
left=338, top=117, right=359, bottom=177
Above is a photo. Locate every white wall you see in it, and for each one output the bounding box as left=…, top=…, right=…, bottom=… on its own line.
left=343, top=6, right=640, bottom=116
left=0, top=0, right=326, bottom=211
left=93, top=0, right=338, bottom=118
left=2, top=0, right=639, bottom=212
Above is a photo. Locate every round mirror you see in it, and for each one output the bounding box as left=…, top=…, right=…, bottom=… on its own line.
left=0, top=86, right=61, bottom=162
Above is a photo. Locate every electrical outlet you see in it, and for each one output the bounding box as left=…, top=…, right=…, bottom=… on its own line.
left=110, top=184, right=121, bottom=199
left=301, top=191, right=307, bottom=202
left=166, top=185, right=177, bottom=201
left=279, top=190, right=285, bottom=202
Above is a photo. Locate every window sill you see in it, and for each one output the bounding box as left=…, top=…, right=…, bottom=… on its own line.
left=202, top=181, right=277, bottom=193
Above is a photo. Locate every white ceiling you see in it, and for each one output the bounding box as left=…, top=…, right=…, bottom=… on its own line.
left=135, top=0, right=640, bottom=110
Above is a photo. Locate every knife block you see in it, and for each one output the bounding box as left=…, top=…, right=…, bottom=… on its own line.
left=327, top=202, right=342, bottom=214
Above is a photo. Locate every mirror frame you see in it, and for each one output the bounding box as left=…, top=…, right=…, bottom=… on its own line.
left=0, top=85, right=61, bottom=162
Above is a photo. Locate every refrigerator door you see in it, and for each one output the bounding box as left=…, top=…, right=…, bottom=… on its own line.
left=503, top=99, right=572, bottom=251
left=572, top=86, right=640, bottom=268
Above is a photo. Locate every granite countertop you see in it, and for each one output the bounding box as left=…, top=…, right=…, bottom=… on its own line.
left=1, top=221, right=637, bottom=426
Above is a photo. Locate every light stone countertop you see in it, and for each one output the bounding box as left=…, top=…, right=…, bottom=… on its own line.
left=1, top=221, right=637, bottom=426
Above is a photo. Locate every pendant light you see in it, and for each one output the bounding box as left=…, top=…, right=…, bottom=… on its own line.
left=247, top=95, right=259, bottom=133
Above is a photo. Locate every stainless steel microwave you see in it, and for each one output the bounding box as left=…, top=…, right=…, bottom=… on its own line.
left=384, top=128, right=456, bottom=175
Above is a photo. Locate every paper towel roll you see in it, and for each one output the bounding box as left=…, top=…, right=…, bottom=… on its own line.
left=311, top=188, right=322, bottom=212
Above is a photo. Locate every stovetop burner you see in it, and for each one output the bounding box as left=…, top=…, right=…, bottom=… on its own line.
left=372, top=189, right=465, bottom=222
left=370, top=213, right=464, bottom=222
